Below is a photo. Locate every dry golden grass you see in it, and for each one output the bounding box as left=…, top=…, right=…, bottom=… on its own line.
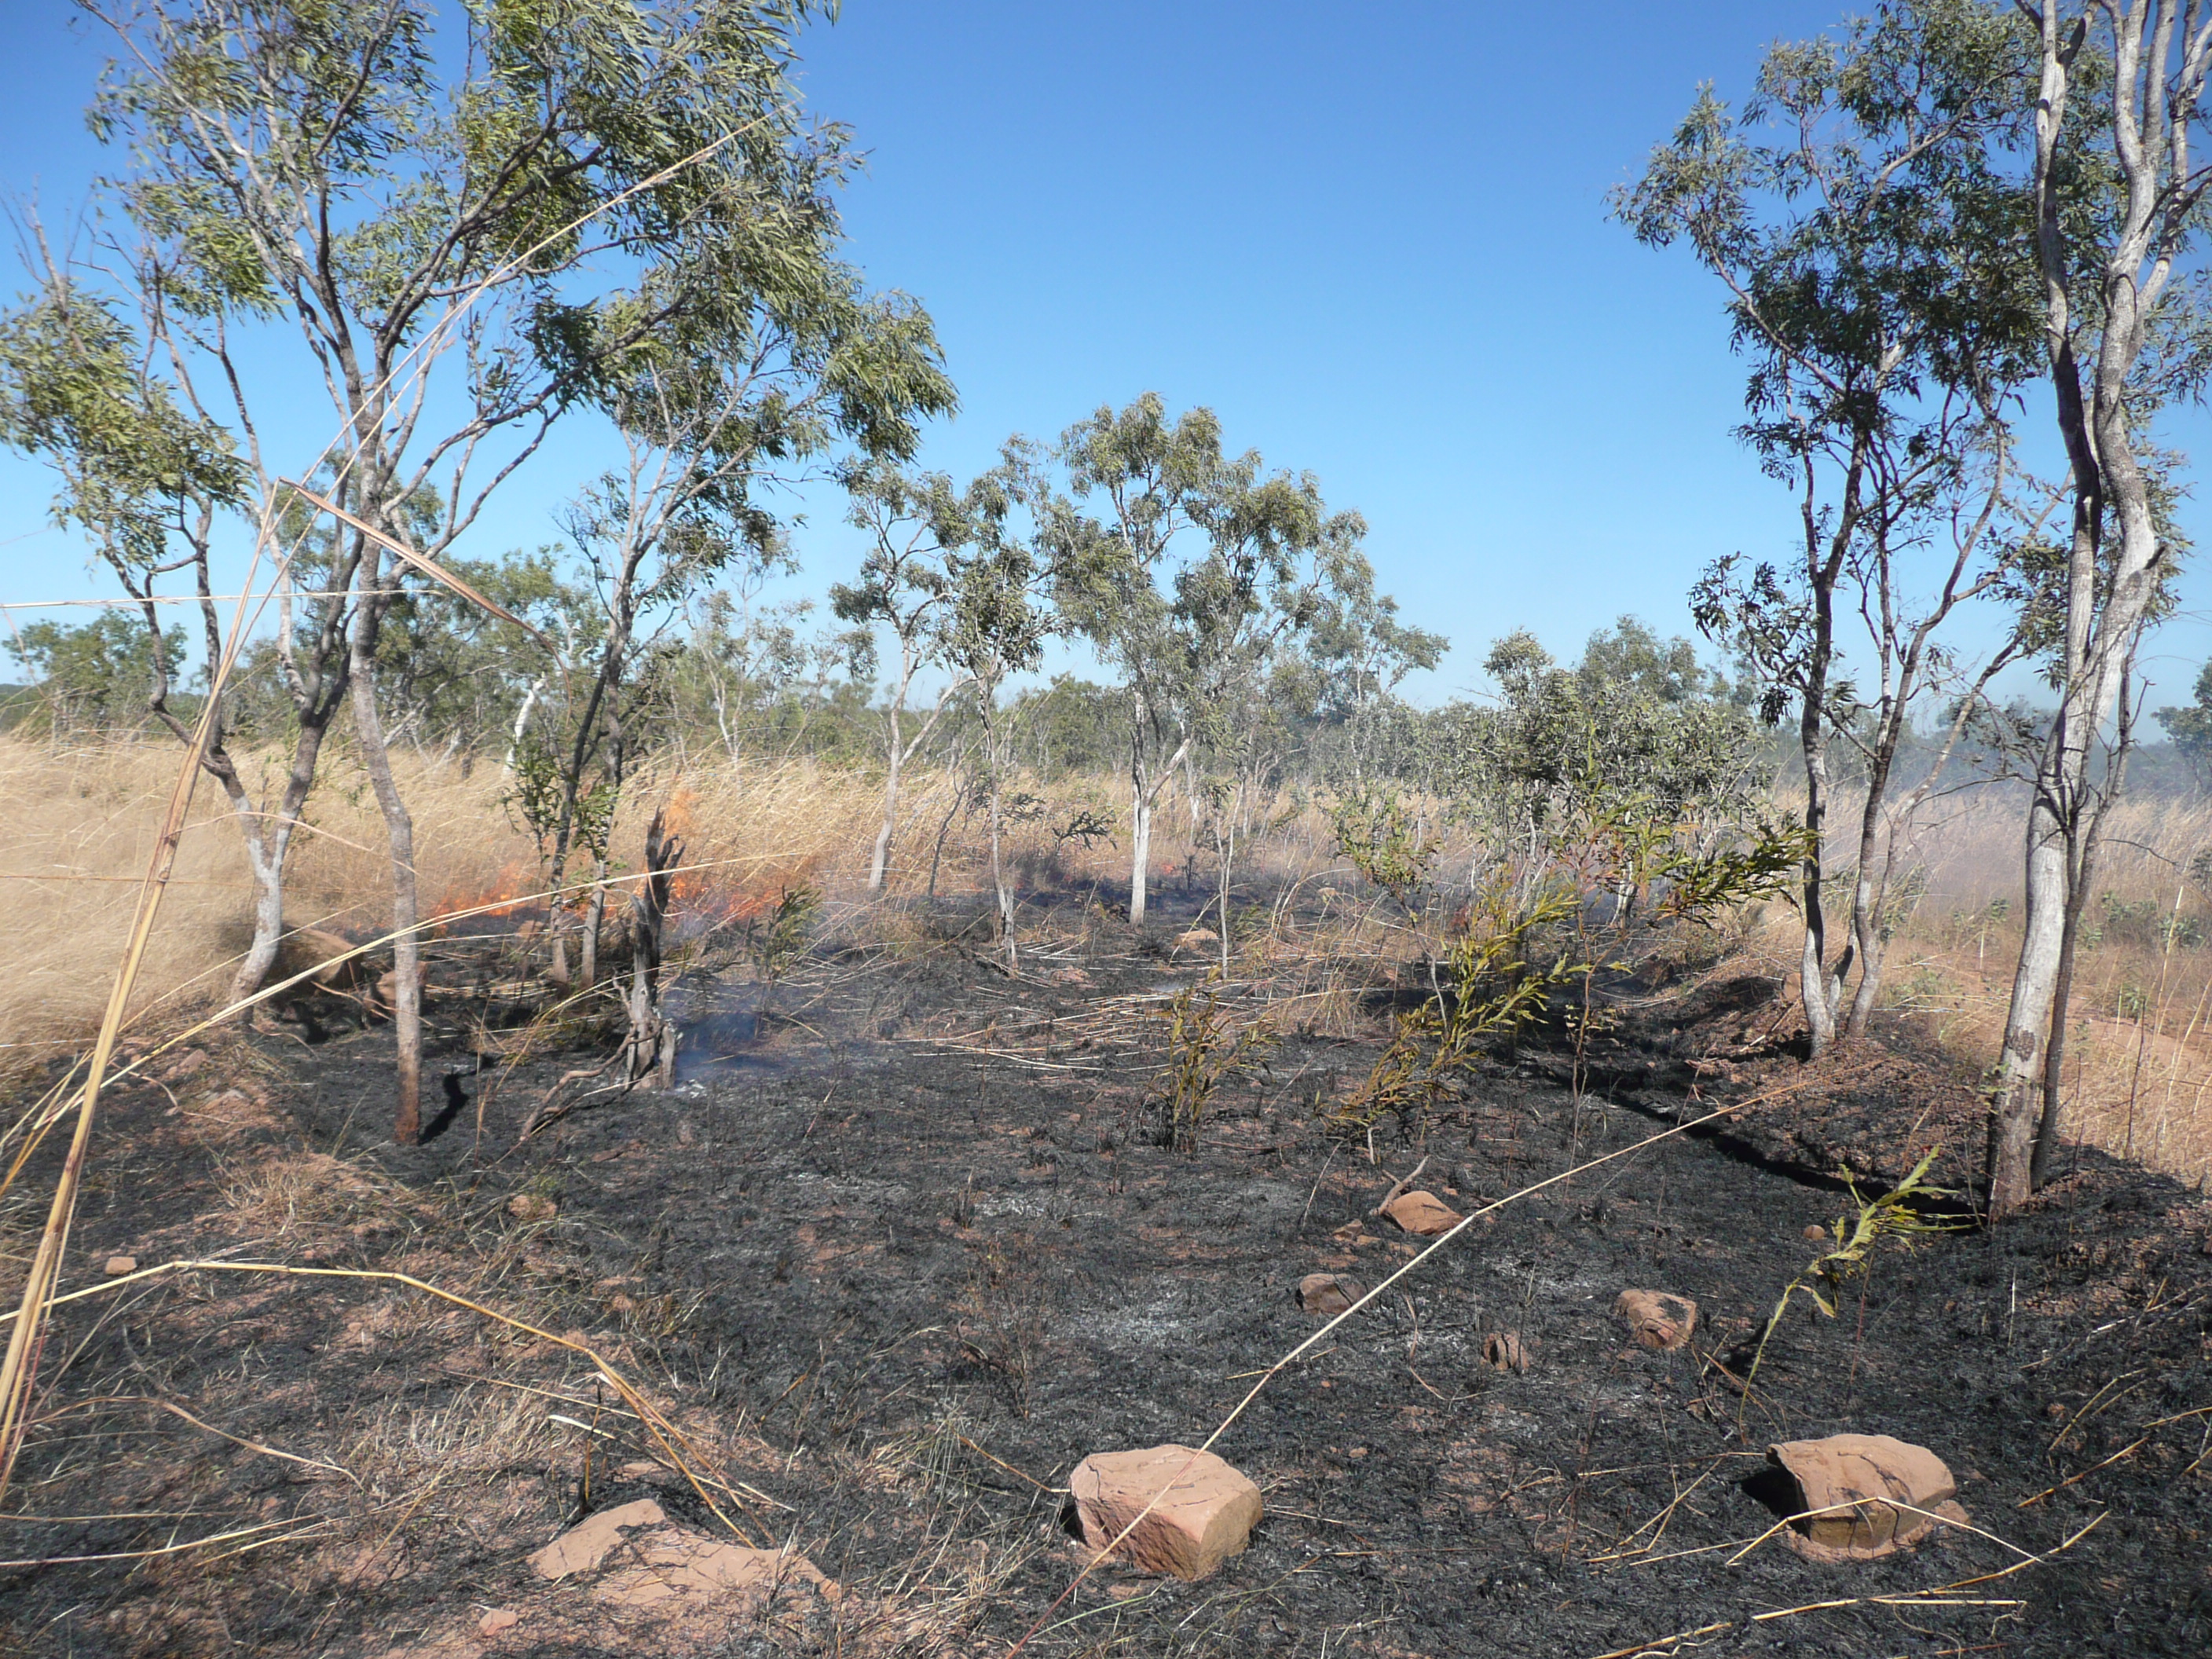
left=0, top=733, right=906, bottom=1063
left=1753, top=784, right=2212, bottom=1189
left=14, top=723, right=2202, bottom=1187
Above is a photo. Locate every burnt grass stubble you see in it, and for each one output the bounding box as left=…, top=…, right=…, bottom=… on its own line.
left=4, top=887, right=2210, bottom=1658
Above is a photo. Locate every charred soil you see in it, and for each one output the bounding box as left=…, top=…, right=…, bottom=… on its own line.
left=3, top=907, right=2210, bottom=1657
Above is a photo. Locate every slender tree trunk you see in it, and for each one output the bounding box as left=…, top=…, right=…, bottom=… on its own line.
left=2029, top=690, right=2135, bottom=1188
left=870, top=701, right=903, bottom=892
left=580, top=859, right=607, bottom=991
left=1844, top=775, right=1894, bottom=1041
left=349, top=628, right=423, bottom=1145
left=1798, top=729, right=1840, bottom=1057
left=626, top=808, right=683, bottom=1086
left=1130, top=791, right=1154, bottom=925
left=985, top=709, right=1016, bottom=969
left=1990, top=780, right=2074, bottom=1209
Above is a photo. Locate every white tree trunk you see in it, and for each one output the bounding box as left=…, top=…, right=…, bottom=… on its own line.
left=869, top=716, right=902, bottom=892
left=350, top=657, right=423, bottom=1144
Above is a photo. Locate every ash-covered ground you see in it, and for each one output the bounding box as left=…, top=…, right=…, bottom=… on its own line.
left=4, top=895, right=2209, bottom=1657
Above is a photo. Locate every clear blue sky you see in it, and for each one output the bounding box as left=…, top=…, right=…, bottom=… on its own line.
left=5, top=0, right=2210, bottom=708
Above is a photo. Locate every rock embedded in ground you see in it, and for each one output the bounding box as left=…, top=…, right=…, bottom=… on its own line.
left=103, top=1255, right=138, bottom=1276
left=1172, top=928, right=1219, bottom=953
left=529, top=1498, right=667, bottom=1580
left=1614, top=1289, right=1698, bottom=1350
left=1762, top=1434, right=1968, bottom=1561
left=1482, top=1331, right=1530, bottom=1372
left=1068, top=1444, right=1264, bottom=1581
left=1297, top=1273, right=1364, bottom=1317
left=507, top=1192, right=558, bottom=1223
left=527, top=1499, right=837, bottom=1611
left=477, top=1608, right=518, bottom=1636
left=595, top=1533, right=835, bottom=1610
left=1380, top=1190, right=1461, bottom=1236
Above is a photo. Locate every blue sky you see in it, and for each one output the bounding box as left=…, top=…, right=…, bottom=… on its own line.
left=5, top=0, right=2211, bottom=709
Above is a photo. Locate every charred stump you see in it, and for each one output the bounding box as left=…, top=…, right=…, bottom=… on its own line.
left=624, top=808, right=683, bottom=1088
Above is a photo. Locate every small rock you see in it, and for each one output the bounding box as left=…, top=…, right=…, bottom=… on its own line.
left=1380, top=1190, right=1462, bottom=1237
left=1615, top=1290, right=1697, bottom=1350
left=1172, top=928, right=1219, bottom=954
left=1481, top=1331, right=1530, bottom=1372
left=595, top=1534, right=834, bottom=1609
left=1761, top=1434, right=1968, bottom=1560
left=529, top=1499, right=666, bottom=1579
left=159, top=1049, right=210, bottom=1082
left=1297, top=1273, right=1364, bottom=1317
left=1068, top=1444, right=1263, bottom=1581
left=478, top=1608, right=519, bottom=1637
left=508, top=1192, right=558, bottom=1223
left=103, top=1255, right=138, bottom=1276
left=1804, top=1224, right=1829, bottom=1240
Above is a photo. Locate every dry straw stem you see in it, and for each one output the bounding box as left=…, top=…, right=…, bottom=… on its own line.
left=0, top=1258, right=767, bottom=1544
left=1582, top=1511, right=2108, bottom=1659
left=1005, top=1068, right=1877, bottom=1656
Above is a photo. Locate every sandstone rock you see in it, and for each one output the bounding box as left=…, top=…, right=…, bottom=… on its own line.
left=595, top=1533, right=833, bottom=1609
left=1380, top=1190, right=1461, bottom=1237
left=508, top=1192, right=558, bottom=1223
left=527, top=1498, right=835, bottom=1611
left=1297, top=1273, right=1364, bottom=1317
left=1173, top=928, right=1219, bottom=954
left=275, top=926, right=370, bottom=991
left=529, top=1498, right=666, bottom=1579
left=1763, top=1434, right=1968, bottom=1561
left=478, top=1608, right=519, bottom=1636
left=1481, top=1331, right=1529, bottom=1372
left=159, top=1048, right=209, bottom=1083
left=103, top=1255, right=138, bottom=1276
left=1804, top=1224, right=1829, bottom=1240
left=1068, top=1444, right=1263, bottom=1581
left=1614, top=1289, right=1697, bottom=1350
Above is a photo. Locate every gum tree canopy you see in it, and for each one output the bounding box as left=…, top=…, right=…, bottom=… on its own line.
left=1, top=0, right=950, bottom=1140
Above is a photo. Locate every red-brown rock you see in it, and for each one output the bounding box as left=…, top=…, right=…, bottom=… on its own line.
left=1764, top=1434, right=1968, bottom=1560
left=1068, top=1444, right=1263, bottom=1581
left=1297, top=1273, right=1364, bottom=1317
left=1482, top=1331, right=1530, bottom=1372
left=1380, top=1190, right=1461, bottom=1236
left=1614, top=1289, right=1697, bottom=1350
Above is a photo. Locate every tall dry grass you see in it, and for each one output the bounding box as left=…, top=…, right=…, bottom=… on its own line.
left=1759, top=783, right=2212, bottom=1188
left=0, top=734, right=910, bottom=1064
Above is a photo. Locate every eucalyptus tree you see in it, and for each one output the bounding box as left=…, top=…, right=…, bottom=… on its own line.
left=1988, top=0, right=2212, bottom=1213
left=1295, top=549, right=1445, bottom=784
left=940, top=447, right=1057, bottom=967
left=1049, top=395, right=1225, bottom=925
left=830, top=459, right=975, bottom=891
left=529, top=266, right=951, bottom=995
left=2, top=612, right=189, bottom=735
left=1620, top=0, right=2045, bottom=1057
left=31, top=0, right=938, bottom=1141
left=1052, top=394, right=1376, bottom=926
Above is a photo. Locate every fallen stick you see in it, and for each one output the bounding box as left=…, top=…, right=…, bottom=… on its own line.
left=1368, top=1155, right=1431, bottom=1217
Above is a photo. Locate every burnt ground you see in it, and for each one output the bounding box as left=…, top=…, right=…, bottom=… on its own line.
left=2, top=895, right=2210, bottom=1658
